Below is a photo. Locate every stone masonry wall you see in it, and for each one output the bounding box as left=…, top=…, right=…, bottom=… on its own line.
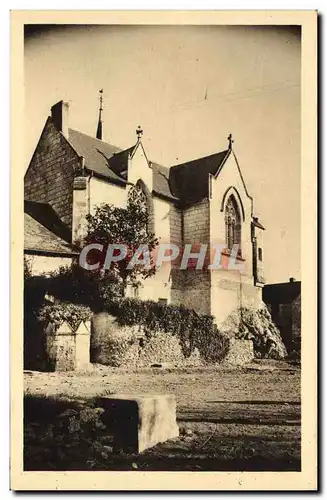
left=183, top=199, right=210, bottom=245
left=169, top=204, right=182, bottom=247
left=24, top=118, right=79, bottom=229
left=181, top=200, right=211, bottom=314
left=183, top=269, right=211, bottom=315
left=169, top=204, right=184, bottom=305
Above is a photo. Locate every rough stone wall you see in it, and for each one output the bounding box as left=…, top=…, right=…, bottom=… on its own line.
left=292, top=294, right=301, bottom=339
left=91, top=312, right=202, bottom=367
left=24, top=118, right=79, bottom=228
left=46, top=332, right=76, bottom=371
left=223, top=339, right=254, bottom=365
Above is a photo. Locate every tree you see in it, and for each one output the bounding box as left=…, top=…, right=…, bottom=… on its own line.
left=84, top=184, right=159, bottom=296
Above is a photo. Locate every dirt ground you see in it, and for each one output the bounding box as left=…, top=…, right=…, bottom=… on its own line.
left=24, top=360, right=301, bottom=471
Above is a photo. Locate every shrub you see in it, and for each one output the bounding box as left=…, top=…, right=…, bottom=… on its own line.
left=38, top=302, right=93, bottom=331
left=105, top=298, right=230, bottom=364
left=45, top=263, right=122, bottom=310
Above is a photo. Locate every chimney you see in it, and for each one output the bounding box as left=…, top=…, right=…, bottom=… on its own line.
left=289, top=277, right=296, bottom=283
left=51, top=101, right=69, bottom=137
left=72, top=156, right=89, bottom=247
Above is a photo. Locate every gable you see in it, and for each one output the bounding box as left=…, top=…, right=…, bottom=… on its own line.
left=210, top=151, right=253, bottom=219
left=128, top=141, right=153, bottom=192
left=24, top=118, right=79, bottom=228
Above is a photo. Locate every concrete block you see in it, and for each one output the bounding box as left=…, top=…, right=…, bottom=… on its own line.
left=100, top=394, right=179, bottom=453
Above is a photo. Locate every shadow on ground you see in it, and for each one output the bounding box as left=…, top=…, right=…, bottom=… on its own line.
left=24, top=393, right=301, bottom=472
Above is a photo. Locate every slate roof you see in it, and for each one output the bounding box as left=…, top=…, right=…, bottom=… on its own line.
left=67, top=127, right=230, bottom=205
left=151, top=162, right=179, bottom=202
left=169, top=150, right=230, bottom=204
left=263, top=281, right=301, bottom=305
left=25, top=200, right=72, bottom=243
left=24, top=201, right=78, bottom=255
left=68, top=128, right=129, bottom=184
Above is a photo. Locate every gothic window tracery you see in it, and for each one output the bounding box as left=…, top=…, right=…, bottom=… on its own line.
left=128, top=183, right=148, bottom=214
left=128, top=180, right=154, bottom=235
left=225, top=195, right=241, bottom=252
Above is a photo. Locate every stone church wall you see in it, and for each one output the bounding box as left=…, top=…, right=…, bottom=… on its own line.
left=89, top=176, right=127, bottom=212
left=183, top=269, right=211, bottom=315
left=24, top=119, right=79, bottom=229
left=210, top=269, right=261, bottom=326
left=169, top=204, right=182, bottom=247
left=183, top=199, right=210, bottom=245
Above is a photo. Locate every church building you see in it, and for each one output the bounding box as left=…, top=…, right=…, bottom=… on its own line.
left=24, top=99, right=265, bottom=325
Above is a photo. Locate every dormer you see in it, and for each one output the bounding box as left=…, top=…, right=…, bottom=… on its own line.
left=127, top=126, right=153, bottom=192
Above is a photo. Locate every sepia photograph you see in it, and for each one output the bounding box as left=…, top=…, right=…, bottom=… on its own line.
left=10, top=10, right=317, bottom=491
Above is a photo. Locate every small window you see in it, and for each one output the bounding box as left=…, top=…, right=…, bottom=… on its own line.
left=158, top=298, right=167, bottom=306
left=258, top=247, right=263, bottom=261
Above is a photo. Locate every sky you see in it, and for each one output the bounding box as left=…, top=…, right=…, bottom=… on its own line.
left=24, top=24, right=301, bottom=284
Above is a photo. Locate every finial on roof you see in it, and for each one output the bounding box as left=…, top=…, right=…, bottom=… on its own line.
left=228, top=133, right=234, bottom=149
left=96, top=89, right=104, bottom=140
left=136, top=125, right=143, bottom=141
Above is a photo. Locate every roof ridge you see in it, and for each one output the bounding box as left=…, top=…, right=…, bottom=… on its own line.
left=171, top=149, right=229, bottom=169
left=68, top=127, right=123, bottom=151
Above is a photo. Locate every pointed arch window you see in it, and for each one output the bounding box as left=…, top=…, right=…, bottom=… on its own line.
left=225, top=195, right=241, bottom=253
left=128, top=180, right=155, bottom=235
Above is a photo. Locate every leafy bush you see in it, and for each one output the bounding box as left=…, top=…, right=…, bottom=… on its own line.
left=105, top=298, right=230, bottom=364
left=92, top=323, right=140, bottom=367
left=45, top=263, right=122, bottom=311
left=85, top=186, right=159, bottom=292
left=38, top=302, right=93, bottom=331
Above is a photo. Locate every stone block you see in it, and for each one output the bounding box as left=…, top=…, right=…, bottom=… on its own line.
left=99, top=394, right=179, bottom=453
left=75, top=321, right=91, bottom=371
left=45, top=320, right=91, bottom=372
